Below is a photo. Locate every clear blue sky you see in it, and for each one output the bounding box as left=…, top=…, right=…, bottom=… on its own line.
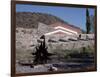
left=16, top=4, right=95, bottom=31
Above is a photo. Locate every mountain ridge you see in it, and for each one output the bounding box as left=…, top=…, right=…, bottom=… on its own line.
left=16, top=12, right=68, bottom=28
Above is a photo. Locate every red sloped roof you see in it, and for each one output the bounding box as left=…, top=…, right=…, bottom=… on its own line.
left=49, top=22, right=82, bottom=33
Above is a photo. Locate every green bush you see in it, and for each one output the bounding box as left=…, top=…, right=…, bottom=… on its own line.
left=64, top=46, right=94, bottom=59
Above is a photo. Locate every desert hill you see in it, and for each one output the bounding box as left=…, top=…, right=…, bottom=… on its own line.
left=16, top=12, right=68, bottom=28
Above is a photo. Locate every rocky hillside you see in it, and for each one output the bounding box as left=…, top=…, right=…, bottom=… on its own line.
left=16, top=12, right=68, bottom=28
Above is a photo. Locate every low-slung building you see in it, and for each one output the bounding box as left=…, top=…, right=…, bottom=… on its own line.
left=44, top=22, right=82, bottom=37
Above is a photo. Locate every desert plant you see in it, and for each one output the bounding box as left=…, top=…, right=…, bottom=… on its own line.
left=32, top=35, right=54, bottom=65
left=64, top=46, right=94, bottom=59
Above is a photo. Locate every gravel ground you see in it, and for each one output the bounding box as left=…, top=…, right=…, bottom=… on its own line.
left=16, top=64, right=49, bottom=73
left=16, top=62, right=94, bottom=73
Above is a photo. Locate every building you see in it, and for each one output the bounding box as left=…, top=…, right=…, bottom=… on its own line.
left=42, top=22, right=82, bottom=41
left=45, top=22, right=82, bottom=36
left=37, top=22, right=82, bottom=42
